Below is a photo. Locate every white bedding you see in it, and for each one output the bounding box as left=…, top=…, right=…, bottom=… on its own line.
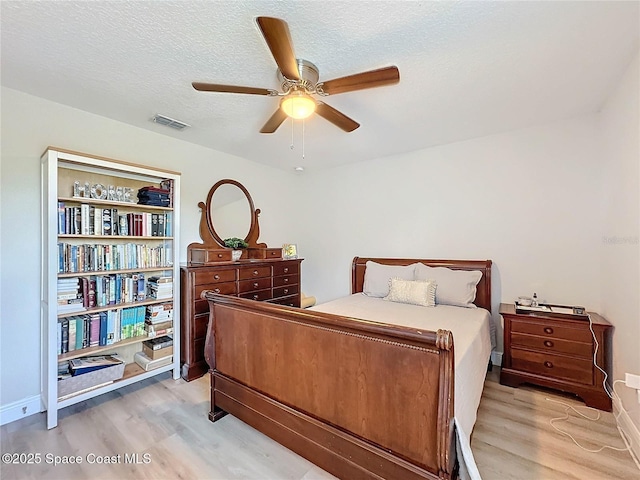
left=310, top=293, right=491, bottom=479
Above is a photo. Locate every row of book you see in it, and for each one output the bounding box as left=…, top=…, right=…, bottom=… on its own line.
left=58, top=203, right=173, bottom=237
left=57, top=275, right=173, bottom=314
left=57, top=242, right=172, bottom=273
left=57, top=305, right=147, bottom=354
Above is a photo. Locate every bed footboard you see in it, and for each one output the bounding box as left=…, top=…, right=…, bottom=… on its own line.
left=203, top=293, right=457, bottom=480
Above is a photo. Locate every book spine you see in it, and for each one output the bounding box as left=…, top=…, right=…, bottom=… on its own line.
left=99, top=312, right=108, bottom=346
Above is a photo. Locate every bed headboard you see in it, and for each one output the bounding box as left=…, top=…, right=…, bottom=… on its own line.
left=351, top=257, right=493, bottom=312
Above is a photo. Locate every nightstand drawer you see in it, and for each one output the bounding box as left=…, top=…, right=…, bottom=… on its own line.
left=273, top=261, right=299, bottom=276
left=511, top=319, right=592, bottom=343
left=273, top=274, right=298, bottom=287
left=511, top=332, right=592, bottom=358
left=511, top=348, right=593, bottom=385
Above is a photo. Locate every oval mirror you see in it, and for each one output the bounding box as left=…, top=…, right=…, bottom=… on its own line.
left=207, top=180, right=254, bottom=245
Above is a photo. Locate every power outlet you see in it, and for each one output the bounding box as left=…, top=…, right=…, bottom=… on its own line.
left=625, top=373, right=640, bottom=390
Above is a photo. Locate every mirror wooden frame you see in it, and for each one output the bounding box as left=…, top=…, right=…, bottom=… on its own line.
left=188, top=179, right=280, bottom=264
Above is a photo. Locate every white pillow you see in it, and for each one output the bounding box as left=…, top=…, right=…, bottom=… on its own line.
left=384, top=278, right=436, bottom=307
left=362, top=261, right=416, bottom=297
left=414, top=264, right=482, bottom=308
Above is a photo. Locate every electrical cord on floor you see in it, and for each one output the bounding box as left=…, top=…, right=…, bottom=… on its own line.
left=544, top=313, right=640, bottom=471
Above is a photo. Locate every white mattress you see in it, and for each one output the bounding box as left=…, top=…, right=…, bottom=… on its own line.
left=310, top=293, right=491, bottom=479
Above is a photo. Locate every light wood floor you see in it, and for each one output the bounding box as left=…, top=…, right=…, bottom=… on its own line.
left=1, top=368, right=638, bottom=479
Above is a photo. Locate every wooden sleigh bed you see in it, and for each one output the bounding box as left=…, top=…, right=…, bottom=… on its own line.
left=202, top=257, right=492, bottom=480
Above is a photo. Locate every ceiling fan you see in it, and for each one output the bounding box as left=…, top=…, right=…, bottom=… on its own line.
left=192, top=16, right=400, bottom=134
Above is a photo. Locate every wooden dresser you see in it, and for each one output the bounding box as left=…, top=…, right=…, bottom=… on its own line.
left=499, top=303, right=612, bottom=411
left=180, top=259, right=302, bottom=381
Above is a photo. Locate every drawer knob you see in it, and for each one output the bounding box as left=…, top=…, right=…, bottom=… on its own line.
left=284, top=268, right=289, bottom=273
left=213, top=288, right=220, bottom=294
left=544, top=340, right=554, bottom=348
left=544, top=361, right=553, bottom=368
left=217, top=253, right=223, bottom=258
left=253, top=282, right=259, bottom=288
left=283, top=288, right=289, bottom=294
left=253, top=270, right=259, bottom=276
left=214, top=274, right=220, bottom=280
left=543, top=327, right=554, bottom=334
left=252, top=294, right=259, bottom=300
left=284, top=278, right=289, bottom=283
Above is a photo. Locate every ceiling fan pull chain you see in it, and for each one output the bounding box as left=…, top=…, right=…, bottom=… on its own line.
left=290, top=117, right=295, bottom=150
left=302, top=118, right=306, bottom=160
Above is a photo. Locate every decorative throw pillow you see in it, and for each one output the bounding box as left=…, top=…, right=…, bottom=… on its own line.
left=384, top=278, right=437, bottom=307
left=362, top=261, right=417, bottom=297
left=414, top=264, right=482, bottom=308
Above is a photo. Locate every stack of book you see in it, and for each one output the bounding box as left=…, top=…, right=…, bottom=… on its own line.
left=57, top=277, right=86, bottom=314
left=134, top=335, right=173, bottom=371
left=69, top=354, right=123, bottom=376
left=147, top=276, right=173, bottom=299
left=137, top=186, right=170, bottom=207
left=145, top=302, right=173, bottom=337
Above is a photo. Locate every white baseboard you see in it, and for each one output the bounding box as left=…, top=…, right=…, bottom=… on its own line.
left=0, top=395, right=42, bottom=426
left=614, top=397, right=640, bottom=466
left=491, top=351, right=503, bottom=367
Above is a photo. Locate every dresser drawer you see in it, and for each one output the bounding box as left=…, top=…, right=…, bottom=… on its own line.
left=238, top=266, right=271, bottom=280
left=511, top=348, right=593, bottom=385
left=511, top=332, right=592, bottom=358
left=238, top=277, right=272, bottom=293
left=273, top=274, right=298, bottom=287
left=510, top=318, right=592, bottom=343
left=273, top=284, right=299, bottom=299
left=194, top=268, right=236, bottom=286
left=273, top=261, right=299, bottom=276
left=195, top=281, right=237, bottom=299
left=239, top=288, right=272, bottom=302
left=268, top=294, right=300, bottom=307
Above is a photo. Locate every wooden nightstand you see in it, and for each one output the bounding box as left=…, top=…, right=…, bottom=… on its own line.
left=499, top=303, right=613, bottom=411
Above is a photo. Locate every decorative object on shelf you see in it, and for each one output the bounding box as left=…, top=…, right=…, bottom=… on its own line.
left=187, top=179, right=282, bottom=264
left=283, top=243, right=298, bottom=259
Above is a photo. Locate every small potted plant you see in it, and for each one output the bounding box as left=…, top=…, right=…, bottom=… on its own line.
left=223, top=237, right=248, bottom=261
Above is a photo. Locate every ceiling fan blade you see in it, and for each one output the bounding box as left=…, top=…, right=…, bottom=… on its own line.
left=256, top=17, right=300, bottom=81
left=315, top=102, right=360, bottom=132
left=260, top=108, right=288, bottom=133
left=192, top=82, right=273, bottom=96
left=320, top=66, right=400, bottom=95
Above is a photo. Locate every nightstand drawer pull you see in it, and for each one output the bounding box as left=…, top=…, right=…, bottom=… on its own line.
left=543, top=327, right=554, bottom=334
left=252, top=294, right=259, bottom=300
left=544, top=361, right=553, bottom=368
left=213, top=288, right=220, bottom=294
left=253, top=282, right=259, bottom=288
left=253, top=270, right=259, bottom=276
left=284, top=267, right=289, bottom=273
left=544, top=340, right=554, bottom=348
left=214, top=274, right=220, bottom=280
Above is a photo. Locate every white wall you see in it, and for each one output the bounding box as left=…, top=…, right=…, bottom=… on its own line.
left=0, top=87, right=298, bottom=416
left=599, top=53, right=640, bottom=430
left=295, top=115, right=604, bottom=354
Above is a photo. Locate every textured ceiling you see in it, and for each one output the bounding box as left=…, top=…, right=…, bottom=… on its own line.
left=2, top=1, right=638, bottom=172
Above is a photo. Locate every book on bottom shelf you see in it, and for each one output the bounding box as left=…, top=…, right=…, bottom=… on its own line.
left=134, top=351, right=173, bottom=371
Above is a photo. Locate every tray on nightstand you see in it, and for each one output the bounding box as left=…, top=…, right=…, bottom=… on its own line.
left=514, top=302, right=588, bottom=320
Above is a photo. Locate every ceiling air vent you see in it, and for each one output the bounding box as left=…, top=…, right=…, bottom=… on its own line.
left=152, top=114, right=190, bottom=130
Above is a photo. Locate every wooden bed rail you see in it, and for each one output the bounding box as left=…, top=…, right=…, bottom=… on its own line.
left=203, top=292, right=457, bottom=479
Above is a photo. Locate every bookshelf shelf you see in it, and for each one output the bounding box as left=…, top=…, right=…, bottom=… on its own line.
left=58, top=196, right=173, bottom=211
left=58, top=267, right=172, bottom=278
left=58, top=234, right=173, bottom=240
left=42, top=147, right=181, bottom=429
left=58, top=335, right=151, bottom=361
left=57, top=297, right=173, bottom=319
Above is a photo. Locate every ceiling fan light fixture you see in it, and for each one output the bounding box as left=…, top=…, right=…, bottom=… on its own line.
left=280, top=92, right=316, bottom=119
